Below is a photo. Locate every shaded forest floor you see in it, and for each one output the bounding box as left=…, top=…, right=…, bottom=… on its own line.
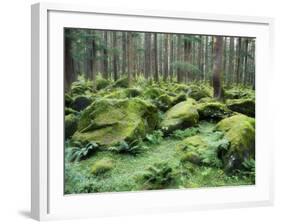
left=64, top=75, right=255, bottom=194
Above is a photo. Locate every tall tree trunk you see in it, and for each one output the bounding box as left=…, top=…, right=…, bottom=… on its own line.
left=170, top=35, right=174, bottom=81
left=163, top=34, right=169, bottom=81
left=204, top=36, right=209, bottom=81
left=91, top=31, right=97, bottom=91
left=122, top=32, right=127, bottom=75
left=228, top=37, right=234, bottom=84
left=243, top=38, right=249, bottom=85
left=235, top=37, right=242, bottom=84
left=144, top=33, right=151, bottom=79
left=64, top=29, right=75, bottom=91
left=153, top=33, right=159, bottom=82
left=112, top=32, right=118, bottom=81
left=127, top=32, right=133, bottom=87
left=212, top=36, right=223, bottom=99
left=103, top=31, right=108, bottom=79
left=177, top=35, right=182, bottom=82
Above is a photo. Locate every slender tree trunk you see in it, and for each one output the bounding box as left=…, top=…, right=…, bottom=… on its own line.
left=144, top=33, right=151, bottom=79
left=228, top=37, right=234, bottom=85
left=103, top=31, right=108, bottom=79
left=177, top=35, right=182, bottom=82
left=91, top=31, right=97, bottom=91
left=153, top=33, right=159, bottom=82
left=127, top=32, right=133, bottom=87
left=163, top=34, right=169, bottom=81
left=243, top=38, right=249, bottom=85
left=122, top=32, right=127, bottom=75
left=204, top=36, right=209, bottom=81
left=170, top=35, right=174, bottom=82
left=212, top=36, right=223, bottom=99
left=112, top=32, right=118, bottom=81
left=64, top=29, right=75, bottom=91
left=235, top=37, right=242, bottom=84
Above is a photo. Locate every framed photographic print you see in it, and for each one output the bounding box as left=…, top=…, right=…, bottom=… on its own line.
left=31, top=2, right=274, bottom=221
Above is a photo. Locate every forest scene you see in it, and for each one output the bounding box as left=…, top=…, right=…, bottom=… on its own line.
left=64, top=28, right=255, bottom=194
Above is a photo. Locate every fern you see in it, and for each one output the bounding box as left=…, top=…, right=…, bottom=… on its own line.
left=66, top=142, right=99, bottom=162
left=145, top=130, right=164, bottom=145
left=171, top=127, right=199, bottom=140
left=108, top=139, right=148, bottom=155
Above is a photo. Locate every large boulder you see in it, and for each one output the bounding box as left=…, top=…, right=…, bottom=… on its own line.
left=226, top=98, right=255, bottom=117
left=160, top=99, right=199, bottom=133
left=186, top=85, right=211, bottom=101
left=196, top=102, right=233, bottom=121
left=71, top=95, right=92, bottom=111
left=65, top=114, right=78, bottom=139
left=72, top=98, right=158, bottom=146
left=215, top=114, right=255, bottom=172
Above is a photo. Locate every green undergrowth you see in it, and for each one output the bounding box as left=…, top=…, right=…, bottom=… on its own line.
left=65, top=121, right=253, bottom=194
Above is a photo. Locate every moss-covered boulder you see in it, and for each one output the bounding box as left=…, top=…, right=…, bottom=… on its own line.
left=226, top=98, right=255, bottom=117
left=177, top=135, right=208, bottom=165
left=155, top=94, right=173, bottom=111
left=197, top=102, right=233, bottom=120
left=187, top=85, right=211, bottom=101
left=171, top=93, right=187, bottom=105
left=142, top=87, right=167, bottom=100
left=160, top=99, right=199, bottom=133
left=72, top=98, right=158, bottom=146
left=65, top=114, right=78, bottom=139
left=215, top=114, right=255, bottom=172
left=104, top=87, right=142, bottom=99
left=112, top=77, right=129, bottom=88
left=91, top=158, right=114, bottom=175
left=65, top=107, right=78, bottom=116
left=224, top=88, right=255, bottom=100
left=71, top=95, right=92, bottom=111
left=96, top=78, right=111, bottom=90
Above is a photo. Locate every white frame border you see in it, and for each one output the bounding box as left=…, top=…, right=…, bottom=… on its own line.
left=31, top=2, right=275, bottom=221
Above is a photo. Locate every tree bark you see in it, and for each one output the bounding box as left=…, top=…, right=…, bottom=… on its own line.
left=153, top=33, right=159, bottom=82
left=112, top=32, right=118, bottom=81
left=144, top=33, right=151, bottom=79
left=64, top=29, right=75, bottom=91
left=212, top=36, right=223, bottom=99
left=228, top=37, right=234, bottom=84
left=127, top=32, right=133, bottom=87
left=163, top=34, right=169, bottom=81
left=103, top=31, right=109, bottom=79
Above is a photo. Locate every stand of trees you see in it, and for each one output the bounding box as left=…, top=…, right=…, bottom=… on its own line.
left=65, top=28, right=255, bottom=95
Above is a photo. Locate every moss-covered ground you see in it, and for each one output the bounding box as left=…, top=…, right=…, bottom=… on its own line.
left=65, top=121, right=253, bottom=194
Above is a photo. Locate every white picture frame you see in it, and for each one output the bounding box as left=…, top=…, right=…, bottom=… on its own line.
left=31, top=2, right=274, bottom=221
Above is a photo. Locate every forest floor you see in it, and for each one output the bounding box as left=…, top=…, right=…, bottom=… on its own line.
left=65, top=75, right=255, bottom=194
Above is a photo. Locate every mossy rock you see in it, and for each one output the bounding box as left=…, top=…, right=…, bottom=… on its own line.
left=226, top=98, right=255, bottom=117
left=104, top=87, right=142, bottom=99
left=160, top=99, right=199, bottom=133
left=171, top=93, right=187, bottom=105
left=177, top=135, right=208, bottom=164
left=65, top=107, right=78, bottom=116
left=65, top=114, right=78, bottom=139
left=224, top=88, right=255, bottom=100
left=72, top=98, right=159, bottom=146
left=187, top=85, right=211, bottom=101
left=91, top=158, right=114, bottom=175
left=215, top=114, right=255, bottom=172
left=197, top=102, right=233, bottom=121
left=142, top=87, right=167, bottom=100
left=71, top=95, right=92, bottom=111
left=96, top=78, right=111, bottom=90
left=112, top=77, right=129, bottom=88
left=126, top=87, right=142, bottom=97
left=198, top=97, right=216, bottom=103
left=155, top=94, right=173, bottom=111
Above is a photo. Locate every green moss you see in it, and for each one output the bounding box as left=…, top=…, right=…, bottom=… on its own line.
left=72, top=98, right=159, bottom=146
left=142, top=87, right=167, bottom=99
left=112, top=77, right=129, bottom=88
left=96, top=77, right=111, bottom=90
left=197, top=102, right=233, bottom=120
left=65, top=107, right=77, bottom=115
left=155, top=94, right=173, bottom=111
left=180, top=151, right=202, bottom=165
left=187, top=85, right=211, bottom=100
left=160, top=99, right=199, bottom=133
left=65, top=114, right=78, bottom=139
left=91, top=158, right=114, bottom=175
left=226, top=98, right=255, bottom=117
left=216, top=114, right=255, bottom=172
